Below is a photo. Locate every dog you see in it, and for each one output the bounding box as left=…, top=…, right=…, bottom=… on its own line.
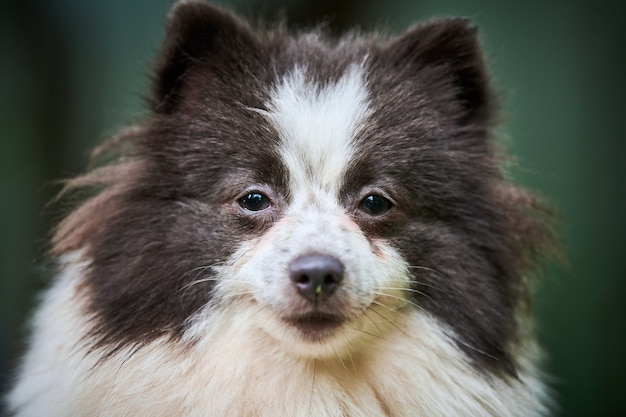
left=7, top=1, right=556, bottom=415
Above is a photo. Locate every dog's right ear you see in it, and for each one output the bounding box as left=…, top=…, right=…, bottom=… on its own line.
left=151, top=1, right=258, bottom=113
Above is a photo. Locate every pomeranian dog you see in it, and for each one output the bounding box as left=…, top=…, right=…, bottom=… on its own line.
left=7, top=1, right=555, bottom=415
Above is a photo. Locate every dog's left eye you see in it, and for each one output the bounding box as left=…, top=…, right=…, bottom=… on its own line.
left=239, top=192, right=271, bottom=212
left=359, top=194, right=393, bottom=216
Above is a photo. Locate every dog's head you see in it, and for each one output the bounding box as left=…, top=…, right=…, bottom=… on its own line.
left=54, top=1, right=552, bottom=375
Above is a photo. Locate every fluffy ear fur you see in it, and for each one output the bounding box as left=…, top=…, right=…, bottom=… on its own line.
left=151, top=1, right=258, bottom=113
left=385, top=18, right=495, bottom=126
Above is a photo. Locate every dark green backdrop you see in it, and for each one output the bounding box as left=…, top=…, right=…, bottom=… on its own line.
left=1, top=0, right=624, bottom=415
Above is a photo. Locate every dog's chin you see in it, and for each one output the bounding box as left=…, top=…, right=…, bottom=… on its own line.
left=283, top=311, right=346, bottom=342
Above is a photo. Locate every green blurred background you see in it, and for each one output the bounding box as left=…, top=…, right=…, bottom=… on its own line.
left=1, top=0, right=624, bottom=415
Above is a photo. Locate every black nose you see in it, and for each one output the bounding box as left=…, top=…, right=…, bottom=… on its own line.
left=289, top=255, right=344, bottom=304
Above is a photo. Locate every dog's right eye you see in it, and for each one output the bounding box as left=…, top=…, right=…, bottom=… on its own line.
left=238, top=192, right=271, bottom=212
left=359, top=194, right=393, bottom=216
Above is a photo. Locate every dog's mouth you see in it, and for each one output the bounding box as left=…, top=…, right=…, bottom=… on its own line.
left=284, top=312, right=345, bottom=340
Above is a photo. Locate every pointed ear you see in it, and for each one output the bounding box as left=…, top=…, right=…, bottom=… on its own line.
left=386, top=18, right=495, bottom=125
left=151, top=1, right=257, bottom=113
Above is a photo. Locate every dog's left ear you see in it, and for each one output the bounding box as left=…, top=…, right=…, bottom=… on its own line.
left=385, top=18, right=495, bottom=126
left=151, top=1, right=259, bottom=113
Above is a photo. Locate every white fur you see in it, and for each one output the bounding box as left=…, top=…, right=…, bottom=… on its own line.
left=267, top=64, right=370, bottom=196
left=8, top=257, right=549, bottom=416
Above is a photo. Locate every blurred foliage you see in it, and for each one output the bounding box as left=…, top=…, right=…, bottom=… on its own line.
left=1, top=0, right=624, bottom=415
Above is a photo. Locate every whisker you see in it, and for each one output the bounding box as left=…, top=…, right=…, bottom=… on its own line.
left=333, top=331, right=357, bottom=377
left=349, top=311, right=386, bottom=340
left=370, top=292, right=434, bottom=322
left=308, top=359, right=317, bottom=417
left=256, top=309, right=292, bottom=342
left=447, top=333, right=499, bottom=361
left=366, top=302, right=410, bottom=337
left=178, top=264, right=220, bottom=282
left=369, top=298, right=405, bottom=315
left=185, top=265, right=216, bottom=274
left=179, top=276, right=252, bottom=293
left=362, top=309, right=385, bottom=338
left=348, top=326, right=387, bottom=340
left=407, top=265, right=449, bottom=287
left=175, top=264, right=220, bottom=293
left=371, top=291, right=423, bottom=311
left=367, top=298, right=407, bottom=329
left=374, top=286, right=431, bottom=300
left=374, top=286, right=424, bottom=293
left=208, top=291, right=255, bottom=304
left=177, top=276, right=220, bottom=292
left=407, top=264, right=445, bottom=276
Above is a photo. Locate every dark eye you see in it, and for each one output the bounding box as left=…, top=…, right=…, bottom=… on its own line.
left=239, top=192, right=271, bottom=212
left=359, top=194, right=393, bottom=216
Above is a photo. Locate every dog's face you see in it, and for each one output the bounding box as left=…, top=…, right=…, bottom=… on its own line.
left=206, top=65, right=413, bottom=358
left=53, top=2, right=550, bottom=376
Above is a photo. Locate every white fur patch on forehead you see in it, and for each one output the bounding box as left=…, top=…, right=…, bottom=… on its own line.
left=264, top=64, right=370, bottom=195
